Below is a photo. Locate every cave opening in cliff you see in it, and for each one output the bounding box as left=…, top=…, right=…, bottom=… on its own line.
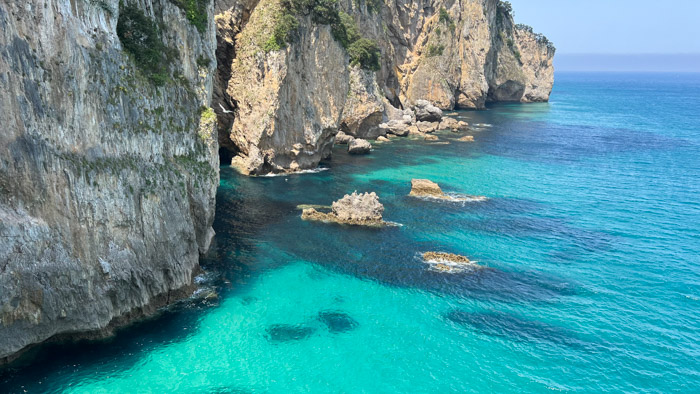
left=218, top=146, right=237, bottom=166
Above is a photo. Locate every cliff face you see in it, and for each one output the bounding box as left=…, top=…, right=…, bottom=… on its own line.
left=223, top=0, right=349, bottom=175
left=214, top=0, right=555, bottom=174
left=0, top=0, right=218, bottom=363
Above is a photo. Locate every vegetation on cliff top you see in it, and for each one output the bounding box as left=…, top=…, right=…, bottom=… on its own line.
left=264, top=0, right=381, bottom=71
left=516, top=24, right=556, bottom=53
left=117, top=3, right=178, bottom=86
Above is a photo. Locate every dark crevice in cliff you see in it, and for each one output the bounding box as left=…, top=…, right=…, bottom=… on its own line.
left=212, top=1, right=260, bottom=165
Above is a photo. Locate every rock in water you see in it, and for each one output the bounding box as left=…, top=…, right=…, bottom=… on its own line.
left=423, top=252, right=473, bottom=264
left=376, top=136, right=390, bottom=142
left=424, top=135, right=439, bottom=141
left=439, top=117, right=469, bottom=131
left=301, top=192, right=386, bottom=226
left=416, top=121, right=440, bottom=133
left=348, top=139, right=372, bottom=155
left=413, top=100, right=443, bottom=122
left=409, top=179, right=445, bottom=197
left=379, top=120, right=411, bottom=136
left=332, top=192, right=384, bottom=223
left=335, top=131, right=354, bottom=145
left=458, top=135, right=475, bottom=142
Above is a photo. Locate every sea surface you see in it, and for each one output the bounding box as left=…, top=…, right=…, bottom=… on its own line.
left=2, top=72, right=700, bottom=392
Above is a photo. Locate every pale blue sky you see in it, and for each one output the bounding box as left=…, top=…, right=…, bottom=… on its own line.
left=509, top=0, right=700, bottom=54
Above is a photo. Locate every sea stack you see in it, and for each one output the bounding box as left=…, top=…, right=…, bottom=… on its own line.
left=302, top=192, right=386, bottom=226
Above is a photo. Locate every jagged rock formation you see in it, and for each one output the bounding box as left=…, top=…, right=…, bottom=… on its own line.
left=0, top=0, right=218, bottom=364
left=214, top=0, right=554, bottom=174
left=301, top=191, right=386, bottom=226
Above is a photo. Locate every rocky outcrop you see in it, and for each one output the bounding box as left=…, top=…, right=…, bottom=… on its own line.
left=348, top=139, right=372, bottom=155
left=413, top=100, right=443, bottom=122
left=408, top=179, right=487, bottom=201
left=213, top=0, right=555, bottom=174
left=439, top=117, right=469, bottom=131
left=335, top=131, right=354, bottom=145
left=410, top=179, right=445, bottom=197
left=0, top=0, right=218, bottom=363
left=423, top=252, right=474, bottom=265
left=301, top=192, right=386, bottom=226
left=423, top=252, right=483, bottom=273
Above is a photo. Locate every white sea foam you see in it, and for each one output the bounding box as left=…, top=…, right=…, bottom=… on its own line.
left=421, top=255, right=481, bottom=273
left=474, top=123, right=493, bottom=127
left=258, top=168, right=329, bottom=177
left=410, top=193, right=488, bottom=204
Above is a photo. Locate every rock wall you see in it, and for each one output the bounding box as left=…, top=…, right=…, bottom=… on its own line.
left=0, top=0, right=219, bottom=363
left=214, top=0, right=554, bottom=174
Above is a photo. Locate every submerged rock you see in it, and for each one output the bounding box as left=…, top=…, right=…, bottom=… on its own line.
left=413, top=100, right=443, bottom=122
left=266, top=324, right=316, bottom=342
left=424, top=135, right=439, bottom=141
left=348, top=139, right=372, bottom=155
left=409, top=179, right=445, bottom=198
left=302, top=192, right=386, bottom=226
left=318, top=311, right=359, bottom=333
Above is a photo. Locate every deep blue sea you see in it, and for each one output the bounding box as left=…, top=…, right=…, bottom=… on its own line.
left=2, top=72, right=700, bottom=392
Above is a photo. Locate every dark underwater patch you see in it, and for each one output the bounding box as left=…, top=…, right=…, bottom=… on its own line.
left=445, top=310, right=590, bottom=349
left=265, top=324, right=316, bottom=342
left=318, top=311, right=359, bottom=333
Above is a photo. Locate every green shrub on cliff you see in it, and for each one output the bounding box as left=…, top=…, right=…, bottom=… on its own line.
left=348, top=38, right=381, bottom=70
left=353, top=0, right=382, bottom=14
left=117, top=3, right=177, bottom=86
left=266, top=0, right=381, bottom=71
left=169, top=0, right=209, bottom=33
left=426, top=43, right=444, bottom=57
left=438, top=7, right=456, bottom=32
left=263, top=13, right=300, bottom=51
left=496, top=1, right=513, bottom=25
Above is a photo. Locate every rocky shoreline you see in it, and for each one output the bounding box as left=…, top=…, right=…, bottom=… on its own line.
left=0, top=0, right=553, bottom=364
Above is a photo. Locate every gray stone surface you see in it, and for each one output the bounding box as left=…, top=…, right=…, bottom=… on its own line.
left=0, top=0, right=218, bottom=363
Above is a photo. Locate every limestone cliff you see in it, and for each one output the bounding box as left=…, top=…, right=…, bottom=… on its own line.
left=0, top=0, right=218, bottom=363
left=214, top=0, right=554, bottom=174
left=223, top=0, right=349, bottom=175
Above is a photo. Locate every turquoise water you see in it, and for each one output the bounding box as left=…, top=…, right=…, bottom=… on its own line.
left=2, top=72, right=700, bottom=392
